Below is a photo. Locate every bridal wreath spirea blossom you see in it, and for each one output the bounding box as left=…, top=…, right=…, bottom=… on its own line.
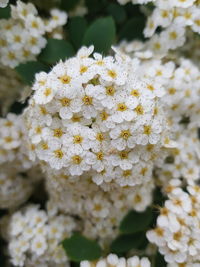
left=81, top=254, right=151, bottom=267
left=0, top=0, right=67, bottom=67
left=24, top=45, right=172, bottom=188
left=1, top=204, right=77, bottom=266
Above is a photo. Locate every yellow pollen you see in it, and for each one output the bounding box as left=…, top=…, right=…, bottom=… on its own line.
left=147, top=84, right=155, bottom=91
left=143, top=125, right=152, bottom=135
left=106, top=86, right=115, bottom=96
left=35, top=126, right=42, bottom=134
left=4, top=121, right=13, bottom=127
left=40, top=107, right=47, bottom=115
left=123, top=170, right=132, bottom=177
left=119, top=151, right=129, bottom=159
left=168, top=87, right=176, bottom=95
left=59, top=75, right=71, bottom=84
left=96, top=152, right=104, bottom=160
left=120, top=130, right=131, bottom=140
left=30, top=37, right=37, bottom=45
left=44, top=88, right=52, bottom=97
left=107, top=69, right=117, bottom=79
left=8, top=52, right=16, bottom=60
left=195, top=19, right=200, bottom=26
left=73, top=135, right=83, bottom=144
left=135, top=105, right=144, bottom=115
left=54, top=149, right=64, bottom=159
left=53, top=128, right=63, bottom=138
left=155, top=227, right=164, bottom=236
left=14, top=35, right=21, bottom=43
left=96, top=133, right=104, bottom=142
left=30, top=144, right=35, bottom=150
left=80, top=65, right=88, bottom=74
left=72, top=155, right=82, bottom=164
left=82, top=95, right=93, bottom=105
left=36, top=242, right=42, bottom=249
left=169, top=31, right=178, bottom=40
left=23, top=49, right=30, bottom=57
left=94, top=204, right=102, bottom=211
left=173, top=231, right=182, bottom=241
left=146, top=144, right=154, bottom=151
left=140, top=167, right=148, bottom=176
left=117, top=103, right=127, bottom=112
left=31, top=21, right=38, bottom=28
left=156, top=70, right=162, bottom=76
left=41, top=142, right=48, bottom=150
left=100, top=111, right=108, bottom=121
left=131, top=89, right=140, bottom=97
left=161, top=10, right=169, bottom=18
left=4, top=136, right=13, bottom=143
left=134, top=194, right=142, bottom=203
left=59, top=98, right=71, bottom=107
left=71, top=115, right=81, bottom=122
left=154, top=42, right=161, bottom=50
left=22, top=8, right=28, bottom=16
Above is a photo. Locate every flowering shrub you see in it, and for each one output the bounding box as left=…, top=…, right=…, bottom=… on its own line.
left=1, top=0, right=200, bottom=266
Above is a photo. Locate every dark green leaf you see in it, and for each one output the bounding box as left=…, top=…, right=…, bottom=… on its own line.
left=119, top=17, right=146, bottom=41
left=62, top=233, right=102, bottom=262
left=83, top=17, right=116, bottom=54
left=15, top=61, right=50, bottom=85
left=69, top=17, right=87, bottom=49
left=110, top=232, right=146, bottom=253
left=154, top=252, right=167, bottom=267
left=39, top=39, right=75, bottom=64
left=120, top=208, right=153, bottom=234
left=85, top=0, right=107, bottom=14
left=0, top=5, right=10, bottom=19
left=106, top=3, right=126, bottom=24
left=60, top=0, right=80, bottom=11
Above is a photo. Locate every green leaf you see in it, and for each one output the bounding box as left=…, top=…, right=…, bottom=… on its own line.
left=60, top=0, right=80, bottom=11
left=15, top=61, right=50, bottom=85
left=69, top=17, right=87, bottom=49
left=119, top=17, right=146, bottom=41
left=39, top=39, right=75, bottom=64
left=106, top=3, right=126, bottom=24
left=0, top=5, right=11, bottom=19
left=154, top=252, right=167, bottom=267
left=83, top=17, right=116, bottom=54
left=120, top=208, right=153, bottom=234
left=62, top=233, right=102, bottom=262
left=110, top=232, right=146, bottom=253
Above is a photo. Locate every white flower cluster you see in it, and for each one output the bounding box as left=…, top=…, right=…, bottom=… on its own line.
left=117, top=0, right=200, bottom=54
left=46, top=170, right=154, bottom=247
left=0, top=0, right=67, bottom=67
left=147, top=180, right=200, bottom=265
left=0, top=113, right=39, bottom=208
left=0, top=0, right=9, bottom=8
left=1, top=204, right=77, bottom=267
left=81, top=253, right=151, bottom=267
left=117, top=43, right=200, bottom=185
left=0, top=168, right=32, bottom=209
left=24, top=45, right=171, bottom=188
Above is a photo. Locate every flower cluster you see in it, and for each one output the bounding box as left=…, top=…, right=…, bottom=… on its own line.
left=0, top=0, right=67, bottom=67
left=0, top=113, right=40, bottom=208
left=1, top=204, right=77, bottom=267
left=0, top=0, right=9, bottom=8
left=46, top=170, right=154, bottom=247
left=81, top=254, right=151, bottom=267
left=24, top=45, right=171, bottom=188
left=117, top=0, right=200, bottom=54
left=147, top=180, right=200, bottom=265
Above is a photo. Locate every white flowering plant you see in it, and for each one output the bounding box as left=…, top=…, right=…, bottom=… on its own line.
left=1, top=0, right=200, bottom=267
